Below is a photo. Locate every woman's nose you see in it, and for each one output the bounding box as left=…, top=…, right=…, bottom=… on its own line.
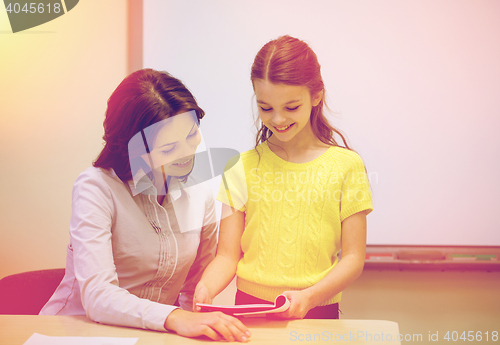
left=177, top=139, right=197, bottom=159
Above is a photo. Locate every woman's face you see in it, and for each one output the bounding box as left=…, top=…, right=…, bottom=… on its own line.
left=254, top=79, right=322, bottom=145
left=144, top=110, right=201, bottom=177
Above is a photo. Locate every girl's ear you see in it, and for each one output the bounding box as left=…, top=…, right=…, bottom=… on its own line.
left=312, top=90, right=324, bottom=107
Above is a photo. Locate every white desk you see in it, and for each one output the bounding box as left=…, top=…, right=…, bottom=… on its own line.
left=0, top=315, right=401, bottom=344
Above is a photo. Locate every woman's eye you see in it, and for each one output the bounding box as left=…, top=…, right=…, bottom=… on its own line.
left=260, top=107, right=272, bottom=112
left=188, top=128, right=198, bottom=137
left=162, top=146, right=175, bottom=154
left=286, top=105, right=300, bottom=111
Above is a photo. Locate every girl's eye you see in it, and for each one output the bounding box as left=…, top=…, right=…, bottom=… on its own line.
left=286, top=105, right=300, bottom=111
left=260, top=107, right=272, bottom=112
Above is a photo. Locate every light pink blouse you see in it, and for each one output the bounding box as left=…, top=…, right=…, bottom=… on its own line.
left=40, top=167, right=217, bottom=331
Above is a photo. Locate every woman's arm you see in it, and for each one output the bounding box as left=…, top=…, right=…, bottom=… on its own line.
left=275, top=210, right=367, bottom=319
left=164, top=309, right=249, bottom=341
left=193, top=203, right=245, bottom=309
left=70, top=171, right=176, bottom=331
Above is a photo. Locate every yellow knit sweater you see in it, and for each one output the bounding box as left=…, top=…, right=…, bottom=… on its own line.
left=218, top=142, right=373, bottom=305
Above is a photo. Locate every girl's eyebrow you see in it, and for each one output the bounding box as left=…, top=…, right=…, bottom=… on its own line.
left=158, top=123, right=197, bottom=148
left=257, top=99, right=301, bottom=105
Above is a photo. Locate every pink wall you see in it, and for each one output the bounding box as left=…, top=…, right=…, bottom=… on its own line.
left=0, top=1, right=127, bottom=278
left=144, top=0, right=500, bottom=246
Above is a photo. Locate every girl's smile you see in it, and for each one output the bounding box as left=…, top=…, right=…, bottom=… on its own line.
left=273, top=123, right=295, bottom=132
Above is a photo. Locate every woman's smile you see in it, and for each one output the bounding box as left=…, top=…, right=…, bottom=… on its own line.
left=171, top=156, right=194, bottom=168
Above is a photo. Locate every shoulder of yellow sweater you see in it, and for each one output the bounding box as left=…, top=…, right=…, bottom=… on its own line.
left=223, top=146, right=261, bottom=171
left=329, top=146, right=365, bottom=168
left=240, top=146, right=262, bottom=161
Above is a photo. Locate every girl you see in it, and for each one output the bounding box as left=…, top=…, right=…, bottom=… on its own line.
left=40, top=69, right=250, bottom=342
left=194, top=36, right=373, bottom=319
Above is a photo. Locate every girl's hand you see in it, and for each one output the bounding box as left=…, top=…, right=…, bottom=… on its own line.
left=193, top=282, right=212, bottom=311
left=164, top=309, right=251, bottom=342
left=272, top=290, right=314, bottom=319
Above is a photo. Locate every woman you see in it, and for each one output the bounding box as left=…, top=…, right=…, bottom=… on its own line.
left=40, top=69, right=250, bottom=342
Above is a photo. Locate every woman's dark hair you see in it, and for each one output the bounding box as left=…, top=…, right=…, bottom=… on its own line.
left=93, top=68, right=205, bottom=181
left=251, top=35, right=350, bottom=150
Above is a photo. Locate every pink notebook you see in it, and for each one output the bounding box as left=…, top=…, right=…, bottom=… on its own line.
left=196, top=294, right=291, bottom=316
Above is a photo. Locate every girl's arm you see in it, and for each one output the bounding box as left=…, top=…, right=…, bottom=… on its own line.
left=193, top=204, right=245, bottom=309
left=164, top=198, right=251, bottom=342
left=276, top=210, right=367, bottom=319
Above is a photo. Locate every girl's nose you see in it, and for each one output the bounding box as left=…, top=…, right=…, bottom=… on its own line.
left=272, top=111, right=287, bottom=125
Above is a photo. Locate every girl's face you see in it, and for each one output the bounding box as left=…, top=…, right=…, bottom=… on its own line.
left=143, top=110, right=201, bottom=177
left=254, top=79, right=322, bottom=145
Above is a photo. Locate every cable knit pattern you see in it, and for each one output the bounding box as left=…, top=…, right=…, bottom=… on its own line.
left=218, top=142, right=373, bottom=306
left=254, top=157, right=273, bottom=283
left=304, top=164, right=325, bottom=286
left=277, top=162, right=299, bottom=286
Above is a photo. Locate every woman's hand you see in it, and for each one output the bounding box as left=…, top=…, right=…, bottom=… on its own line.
left=193, top=282, right=212, bottom=311
left=272, top=290, right=314, bottom=319
left=164, top=309, right=251, bottom=342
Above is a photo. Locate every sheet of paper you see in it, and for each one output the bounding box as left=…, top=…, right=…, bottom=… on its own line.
left=23, top=333, right=139, bottom=345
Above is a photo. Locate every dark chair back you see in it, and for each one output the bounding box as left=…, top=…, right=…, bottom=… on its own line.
left=0, top=268, right=65, bottom=315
